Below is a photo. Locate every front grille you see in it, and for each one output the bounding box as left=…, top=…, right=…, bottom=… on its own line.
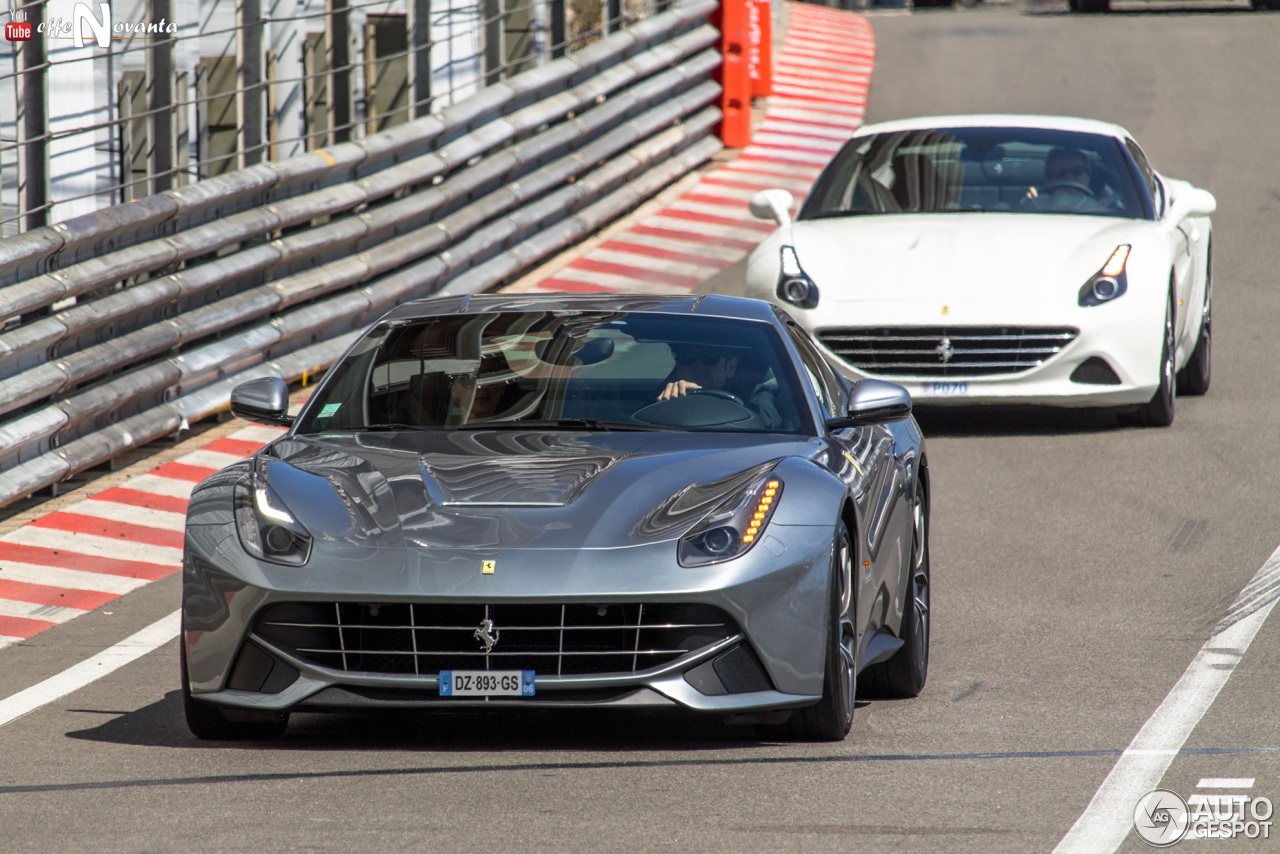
left=818, top=326, right=1078, bottom=377
left=254, top=602, right=736, bottom=677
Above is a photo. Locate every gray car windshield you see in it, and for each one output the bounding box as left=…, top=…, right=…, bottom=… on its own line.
left=799, top=126, right=1148, bottom=219
left=295, top=311, right=811, bottom=435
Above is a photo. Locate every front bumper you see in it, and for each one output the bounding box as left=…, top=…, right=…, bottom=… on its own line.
left=182, top=524, right=836, bottom=715
left=800, top=299, right=1165, bottom=408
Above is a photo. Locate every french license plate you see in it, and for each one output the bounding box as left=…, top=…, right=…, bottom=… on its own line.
left=439, top=670, right=536, bottom=697
left=922, top=381, right=969, bottom=397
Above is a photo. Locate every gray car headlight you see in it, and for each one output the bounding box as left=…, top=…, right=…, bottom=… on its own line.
left=777, top=246, right=819, bottom=309
left=234, top=475, right=313, bottom=566
left=1079, top=244, right=1130, bottom=307
left=678, top=475, right=783, bottom=567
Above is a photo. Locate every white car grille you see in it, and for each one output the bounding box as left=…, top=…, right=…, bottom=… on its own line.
left=818, top=326, right=1078, bottom=377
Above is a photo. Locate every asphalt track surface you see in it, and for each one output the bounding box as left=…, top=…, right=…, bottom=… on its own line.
left=3, top=3, right=1280, bottom=852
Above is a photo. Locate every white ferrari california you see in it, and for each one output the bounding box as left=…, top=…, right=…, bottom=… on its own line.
left=745, top=115, right=1216, bottom=426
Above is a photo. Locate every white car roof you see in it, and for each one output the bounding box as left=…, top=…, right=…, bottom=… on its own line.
left=851, top=114, right=1132, bottom=141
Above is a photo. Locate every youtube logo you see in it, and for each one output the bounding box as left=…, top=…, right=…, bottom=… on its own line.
left=5, top=18, right=31, bottom=42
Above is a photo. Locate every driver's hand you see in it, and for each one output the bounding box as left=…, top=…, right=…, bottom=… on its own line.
left=658, top=380, right=701, bottom=401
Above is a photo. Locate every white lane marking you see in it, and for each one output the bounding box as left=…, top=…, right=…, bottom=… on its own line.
left=230, top=425, right=287, bottom=443
left=0, top=599, right=86, bottom=621
left=178, top=449, right=248, bottom=471
left=754, top=123, right=854, bottom=142
left=1197, top=778, right=1255, bottom=789
left=67, top=499, right=188, bottom=531
left=114, top=473, right=197, bottom=499
left=766, top=104, right=862, bottom=125
left=1055, top=544, right=1280, bottom=853
left=604, top=231, right=749, bottom=263
left=588, top=248, right=723, bottom=279
left=3, top=527, right=183, bottom=566
left=542, top=267, right=691, bottom=295
left=0, top=560, right=147, bottom=595
left=0, top=610, right=180, bottom=728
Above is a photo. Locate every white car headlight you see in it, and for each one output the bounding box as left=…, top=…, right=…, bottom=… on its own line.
left=1079, top=244, right=1130, bottom=307
left=777, top=246, right=819, bottom=309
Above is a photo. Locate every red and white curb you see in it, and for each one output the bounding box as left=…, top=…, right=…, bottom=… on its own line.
left=0, top=426, right=282, bottom=652
left=531, top=2, right=875, bottom=295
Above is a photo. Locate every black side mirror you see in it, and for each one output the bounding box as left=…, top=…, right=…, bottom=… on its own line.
left=825, top=379, right=912, bottom=430
left=230, top=376, right=293, bottom=426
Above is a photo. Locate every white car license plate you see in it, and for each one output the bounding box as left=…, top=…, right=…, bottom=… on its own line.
left=439, top=670, right=536, bottom=697
left=922, top=381, right=969, bottom=396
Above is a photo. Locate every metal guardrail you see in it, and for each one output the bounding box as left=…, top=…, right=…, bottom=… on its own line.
left=0, top=0, right=723, bottom=507
left=0, top=0, right=671, bottom=235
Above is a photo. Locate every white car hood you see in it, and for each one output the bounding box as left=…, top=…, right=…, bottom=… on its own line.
left=791, top=213, right=1139, bottom=303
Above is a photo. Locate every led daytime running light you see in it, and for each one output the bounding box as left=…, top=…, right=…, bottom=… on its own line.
left=780, top=246, right=803, bottom=277
left=1102, top=244, right=1130, bottom=278
left=742, top=480, right=781, bottom=544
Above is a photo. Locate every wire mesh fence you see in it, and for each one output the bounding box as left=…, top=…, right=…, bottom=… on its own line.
left=0, top=0, right=669, bottom=238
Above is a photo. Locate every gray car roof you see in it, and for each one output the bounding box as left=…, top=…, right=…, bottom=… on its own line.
left=384, top=292, right=783, bottom=324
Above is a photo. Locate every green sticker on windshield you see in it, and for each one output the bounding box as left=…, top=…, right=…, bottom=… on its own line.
left=319, top=403, right=341, bottom=417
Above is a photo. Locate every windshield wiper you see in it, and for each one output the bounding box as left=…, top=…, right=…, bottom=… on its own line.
left=456, top=419, right=672, bottom=432
left=319, top=423, right=420, bottom=432
left=803, top=209, right=880, bottom=220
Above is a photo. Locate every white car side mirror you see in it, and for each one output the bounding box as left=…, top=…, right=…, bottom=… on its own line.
left=1170, top=187, right=1216, bottom=219
left=749, top=189, right=795, bottom=227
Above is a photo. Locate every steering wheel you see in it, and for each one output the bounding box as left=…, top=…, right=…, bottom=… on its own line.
left=1040, top=181, right=1095, bottom=198
left=687, top=388, right=747, bottom=405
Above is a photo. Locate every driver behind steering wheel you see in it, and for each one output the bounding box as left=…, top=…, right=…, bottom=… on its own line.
left=659, top=344, right=781, bottom=428
left=658, top=344, right=736, bottom=402
left=1024, top=147, right=1110, bottom=213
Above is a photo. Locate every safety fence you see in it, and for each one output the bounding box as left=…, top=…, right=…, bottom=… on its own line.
left=0, top=0, right=672, bottom=236
left=0, top=0, right=726, bottom=508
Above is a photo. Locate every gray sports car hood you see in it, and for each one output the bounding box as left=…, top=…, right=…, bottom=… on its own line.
left=257, top=430, right=817, bottom=551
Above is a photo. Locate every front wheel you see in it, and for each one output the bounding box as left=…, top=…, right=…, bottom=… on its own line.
left=860, top=482, right=930, bottom=698
left=1131, top=291, right=1176, bottom=427
left=181, top=634, right=289, bottom=741
left=772, top=522, right=856, bottom=742
left=1177, top=250, right=1212, bottom=396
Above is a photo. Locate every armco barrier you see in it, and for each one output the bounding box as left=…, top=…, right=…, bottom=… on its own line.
left=0, top=0, right=725, bottom=509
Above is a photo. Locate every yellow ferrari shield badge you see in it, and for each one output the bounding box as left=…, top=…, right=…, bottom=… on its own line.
left=482, top=560, right=496, bottom=575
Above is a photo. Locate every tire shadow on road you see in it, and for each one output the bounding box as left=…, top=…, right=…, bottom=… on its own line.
left=911, top=405, right=1133, bottom=437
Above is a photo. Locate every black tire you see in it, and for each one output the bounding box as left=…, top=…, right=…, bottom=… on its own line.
left=181, top=634, right=289, bottom=741
left=859, top=482, right=930, bottom=698
left=1075, top=0, right=1111, bottom=10
left=1176, top=249, right=1212, bottom=396
left=772, top=522, right=856, bottom=742
left=1132, top=290, right=1176, bottom=428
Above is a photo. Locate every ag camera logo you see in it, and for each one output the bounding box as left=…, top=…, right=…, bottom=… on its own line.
left=1134, top=789, right=1189, bottom=847
left=1135, top=786, right=1275, bottom=846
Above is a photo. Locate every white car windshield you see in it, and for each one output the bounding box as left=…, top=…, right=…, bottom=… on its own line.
left=800, top=126, right=1149, bottom=220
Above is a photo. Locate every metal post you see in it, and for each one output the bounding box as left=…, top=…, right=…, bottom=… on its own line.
left=606, top=0, right=622, bottom=34
left=408, top=0, right=432, bottom=118
left=327, top=0, right=352, bottom=144
left=149, top=0, right=175, bottom=192
left=15, top=1, right=48, bottom=232
left=483, top=0, right=502, bottom=86
left=549, top=0, right=566, bottom=58
left=239, top=0, right=265, bottom=166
